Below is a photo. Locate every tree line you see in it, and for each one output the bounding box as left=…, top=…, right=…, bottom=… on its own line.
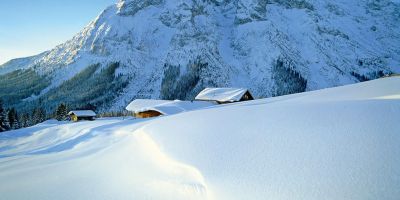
left=0, top=62, right=128, bottom=119
left=0, top=100, right=74, bottom=132
left=0, top=99, right=133, bottom=133
left=0, top=99, right=49, bottom=132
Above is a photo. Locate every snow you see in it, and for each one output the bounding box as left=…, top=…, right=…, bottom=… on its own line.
left=152, top=100, right=216, bottom=115
left=1, top=0, right=399, bottom=111
left=126, top=99, right=215, bottom=115
left=126, top=99, right=171, bottom=112
left=195, top=88, right=250, bottom=103
left=67, top=110, right=96, bottom=117
left=1, top=77, right=400, bottom=199
left=0, top=53, right=44, bottom=75
left=150, top=104, right=185, bottom=115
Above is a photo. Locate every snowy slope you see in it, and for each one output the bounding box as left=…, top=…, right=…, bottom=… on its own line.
left=0, top=52, right=46, bottom=75
left=0, top=0, right=399, bottom=111
left=0, top=77, right=399, bottom=200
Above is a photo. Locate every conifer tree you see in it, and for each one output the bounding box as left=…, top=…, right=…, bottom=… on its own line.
left=20, top=113, right=31, bottom=128
left=12, top=110, right=20, bottom=129
left=3, top=109, right=10, bottom=130
left=55, top=103, right=68, bottom=121
left=7, top=108, right=17, bottom=130
left=0, top=100, right=7, bottom=132
left=32, top=107, right=46, bottom=124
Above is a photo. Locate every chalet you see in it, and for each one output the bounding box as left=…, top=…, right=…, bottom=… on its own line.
left=125, top=99, right=215, bottom=118
left=68, top=110, right=96, bottom=122
left=126, top=99, right=170, bottom=118
left=195, top=87, right=254, bottom=104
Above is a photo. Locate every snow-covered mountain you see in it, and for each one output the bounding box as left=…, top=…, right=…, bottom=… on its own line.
left=1, top=77, right=399, bottom=199
left=0, top=0, right=399, bottom=112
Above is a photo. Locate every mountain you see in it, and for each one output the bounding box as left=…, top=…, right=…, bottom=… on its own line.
left=1, top=77, right=400, bottom=199
left=0, top=0, right=399, bottom=113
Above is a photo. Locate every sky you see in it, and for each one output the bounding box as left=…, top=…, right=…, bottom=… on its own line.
left=0, top=0, right=116, bottom=65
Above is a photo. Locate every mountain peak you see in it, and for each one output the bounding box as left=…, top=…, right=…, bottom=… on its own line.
left=117, top=0, right=163, bottom=16
left=0, top=0, right=399, bottom=112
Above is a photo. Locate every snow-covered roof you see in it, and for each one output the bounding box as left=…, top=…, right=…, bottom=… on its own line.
left=125, top=99, right=171, bottom=112
left=67, top=110, right=96, bottom=117
left=151, top=104, right=185, bottom=115
left=195, top=88, right=251, bottom=103
left=126, top=99, right=215, bottom=115
left=153, top=100, right=215, bottom=115
left=2, top=77, right=400, bottom=199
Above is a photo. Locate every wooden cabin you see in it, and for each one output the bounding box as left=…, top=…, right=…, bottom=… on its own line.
left=126, top=99, right=170, bottom=118
left=68, top=110, right=96, bottom=122
left=126, top=99, right=215, bottom=118
left=240, top=90, right=254, bottom=101
left=134, top=110, right=163, bottom=118
left=195, top=87, right=254, bottom=104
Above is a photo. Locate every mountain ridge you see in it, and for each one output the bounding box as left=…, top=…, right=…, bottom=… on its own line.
left=0, top=0, right=399, bottom=112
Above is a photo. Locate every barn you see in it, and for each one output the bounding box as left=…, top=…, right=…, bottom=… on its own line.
left=68, top=110, right=96, bottom=122
left=195, top=88, right=254, bottom=104
left=125, top=99, right=215, bottom=118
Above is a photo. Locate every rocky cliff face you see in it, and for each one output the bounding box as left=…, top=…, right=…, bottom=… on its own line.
left=0, top=0, right=399, bottom=112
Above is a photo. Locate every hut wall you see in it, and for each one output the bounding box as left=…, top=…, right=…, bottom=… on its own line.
left=135, top=110, right=163, bottom=118
left=71, top=115, right=78, bottom=122
left=240, top=91, right=254, bottom=101
left=78, top=116, right=95, bottom=121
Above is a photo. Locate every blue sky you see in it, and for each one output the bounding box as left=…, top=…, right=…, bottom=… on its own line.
left=0, top=0, right=116, bottom=65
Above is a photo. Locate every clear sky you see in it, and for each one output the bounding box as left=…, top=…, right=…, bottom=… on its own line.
left=0, top=0, right=116, bottom=65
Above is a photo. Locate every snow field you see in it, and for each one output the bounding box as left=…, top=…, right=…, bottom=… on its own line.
left=0, top=77, right=399, bottom=199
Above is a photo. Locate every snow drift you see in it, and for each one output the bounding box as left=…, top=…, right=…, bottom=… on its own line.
left=0, top=77, right=399, bottom=199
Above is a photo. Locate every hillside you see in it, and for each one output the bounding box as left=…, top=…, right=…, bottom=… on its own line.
left=0, top=77, right=399, bottom=199
left=0, top=0, right=399, bottom=113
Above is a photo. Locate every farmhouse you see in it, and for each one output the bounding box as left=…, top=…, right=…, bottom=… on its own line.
left=126, top=99, right=215, bottom=118
left=195, top=87, right=254, bottom=104
left=68, top=110, right=96, bottom=122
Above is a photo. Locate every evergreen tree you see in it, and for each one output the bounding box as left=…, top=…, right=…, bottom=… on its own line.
left=32, top=107, right=46, bottom=124
left=20, top=113, right=31, bottom=128
left=0, top=100, right=7, bottom=132
left=272, top=57, right=307, bottom=96
left=3, top=109, right=10, bottom=130
left=55, top=103, right=68, bottom=121
left=12, top=110, right=20, bottom=129
left=81, top=103, right=96, bottom=111
left=7, top=108, right=17, bottom=130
